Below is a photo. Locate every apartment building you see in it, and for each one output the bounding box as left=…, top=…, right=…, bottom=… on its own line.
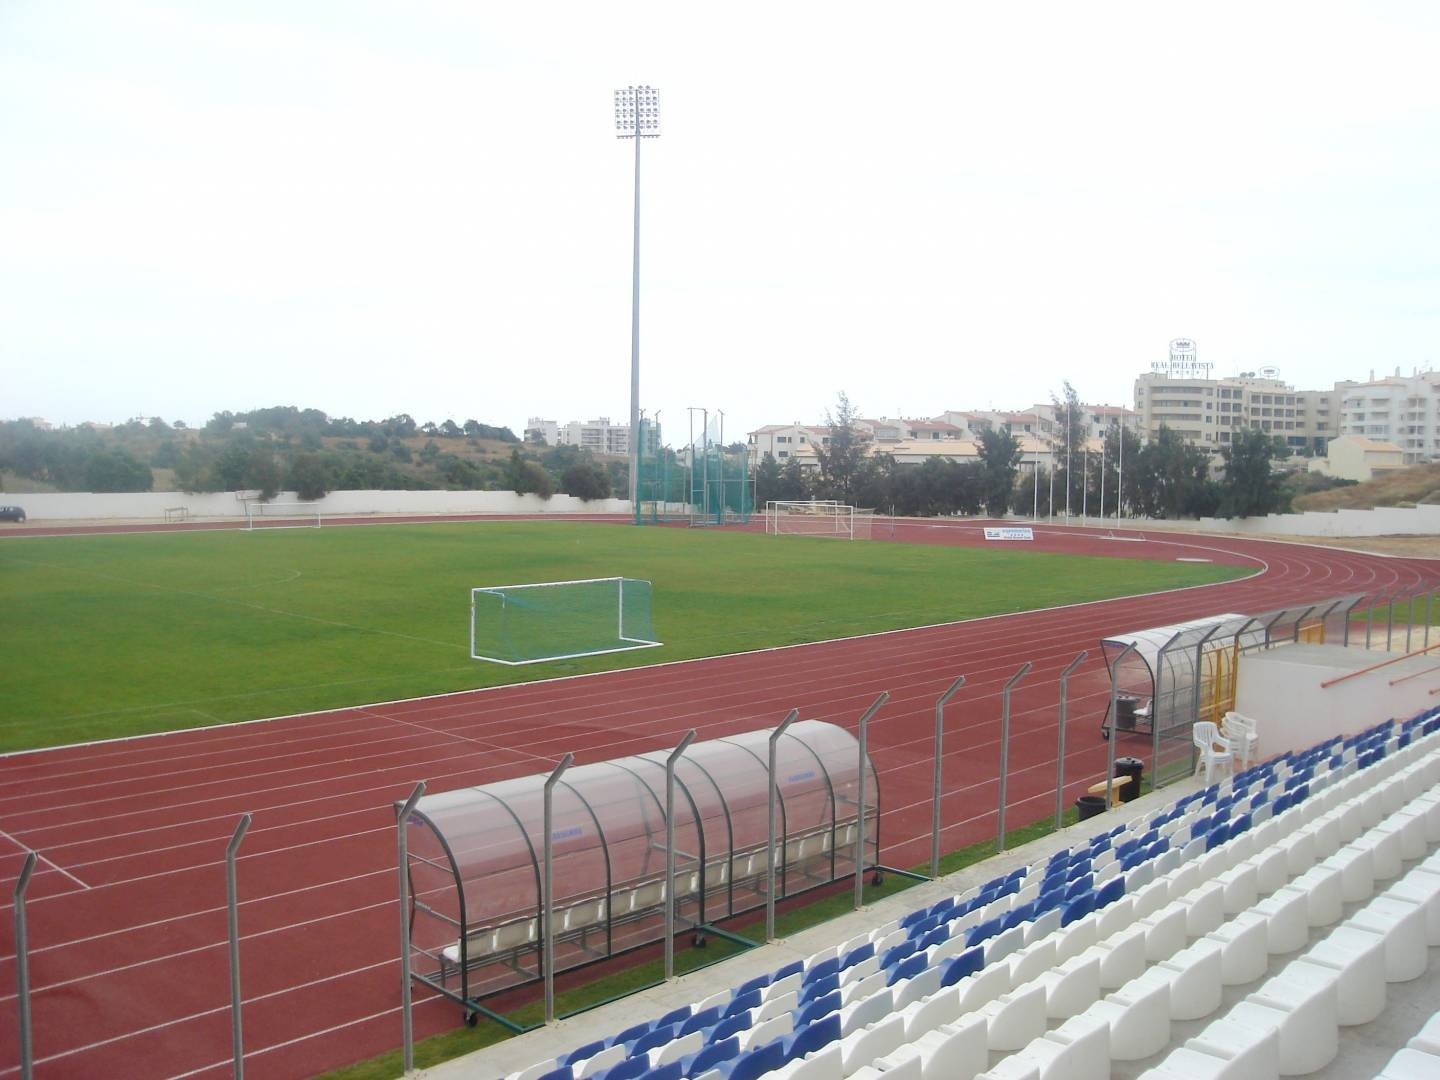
left=1340, top=370, right=1440, bottom=464
left=524, top=416, right=659, bottom=456
left=1134, top=372, right=1339, bottom=454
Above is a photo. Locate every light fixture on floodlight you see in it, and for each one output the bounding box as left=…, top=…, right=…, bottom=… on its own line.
left=615, top=85, right=660, bottom=508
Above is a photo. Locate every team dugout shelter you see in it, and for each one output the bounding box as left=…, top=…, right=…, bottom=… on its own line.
left=399, top=720, right=879, bottom=1024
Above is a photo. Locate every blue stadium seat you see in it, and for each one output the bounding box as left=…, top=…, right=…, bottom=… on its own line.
left=641, top=1062, right=684, bottom=1080
left=1095, top=876, right=1124, bottom=908
left=534, top=1066, right=574, bottom=1080
left=798, top=973, right=839, bottom=1006
left=706, top=1013, right=750, bottom=1045
left=879, top=940, right=917, bottom=969
left=839, top=942, right=874, bottom=970
left=682, top=1036, right=740, bottom=1076
left=795, top=990, right=841, bottom=1026
left=887, top=952, right=927, bottom=985
left=802, top=957, right=840, bottom=985
left=678, top=1006, right=721, bottom=1037
left=721, top=989, right=761, bottom=1018
left=1061, top=892, right=1094, bottom=926
left=939, top=946, right=983, bottom=987
left=718, top=1040, right=785, bottom=1080
left=564, top=1039, right=607, bottom=1065
left=630, top=1023, right=678, bottom=1059
left=782, top=1014, right=842, bottom=1063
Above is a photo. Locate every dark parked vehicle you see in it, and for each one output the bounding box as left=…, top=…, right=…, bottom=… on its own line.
left=0, top=505, right=26, bottom=522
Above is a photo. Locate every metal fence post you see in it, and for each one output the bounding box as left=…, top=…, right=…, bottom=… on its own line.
left=1427, top=590, right=1433, bottom=650
left=396, top=782, right=426, bottom=1072
left=14, top=850, right=37, bottom=1080
left=543, top=754, right=573, bottom=1024
left=664, top=730, right=696, bottom=981
left=1407, top=592, right=1415, bottom=652
left=226, top=815, right=252, bottom=1080
left=1387, top=593, right=1396, bottom=651
left=997, top=662, right=1033, bottom=853
left=1366, top=592, right=1375, bottom=649
left=1055, top=652, right=1088, bottom=829
left=855, top=692, right=889, bottom=910
left=931, top=676, right=966, bottom=880
left=1106, top=643, right=1137, bottom=807
left=766, top=709, right=799, bottom=943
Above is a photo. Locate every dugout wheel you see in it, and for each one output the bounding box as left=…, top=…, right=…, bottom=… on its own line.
left=871, top=870, right=885, bottom=887
left=464, top=1011, right=478, bottom=1028
left=692, top=932, right=708, bottom=948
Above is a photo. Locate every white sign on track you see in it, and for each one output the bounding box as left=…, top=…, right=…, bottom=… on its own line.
left=984, top=527, right=1034, bottom=541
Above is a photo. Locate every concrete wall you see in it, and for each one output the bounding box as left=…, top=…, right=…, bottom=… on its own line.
left=1198, top=504, right=1440, bottom=537
left=1234, top=643, right=1437, bottom=756
left=11, top=489, right=631, bottom=521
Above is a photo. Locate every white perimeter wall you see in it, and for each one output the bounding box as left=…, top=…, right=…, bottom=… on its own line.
left=13, top=489, right=632, bottom=521
left=1198, top=504, right=1440, bottom=537
left=1234, top=643, right=1437, bottom=756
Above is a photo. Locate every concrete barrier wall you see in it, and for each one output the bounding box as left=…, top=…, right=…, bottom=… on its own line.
left=12, top=489, right=631, bottom=521
left=1198, top=504, right=1440, bottom=537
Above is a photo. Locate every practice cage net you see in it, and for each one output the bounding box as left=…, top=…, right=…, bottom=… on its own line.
left=765, top=500, right=873, bottom=540
left=469, top=577, right=661, bottom=665
left=634, top=417, right=754, bottom=527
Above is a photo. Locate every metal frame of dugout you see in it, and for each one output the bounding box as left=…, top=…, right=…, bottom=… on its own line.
left=1100, top=593, right=1366, bottom=786
left=397, top=719, right=881, bottom=1027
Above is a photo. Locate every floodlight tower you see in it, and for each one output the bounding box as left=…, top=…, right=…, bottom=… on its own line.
left=615, top=85, right=661, bottom=506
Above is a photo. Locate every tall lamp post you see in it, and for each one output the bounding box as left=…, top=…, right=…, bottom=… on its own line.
left=614, top=85, right=661, bottom=507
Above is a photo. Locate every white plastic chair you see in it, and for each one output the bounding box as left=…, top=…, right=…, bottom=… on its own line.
left=1220, top=712, right=1260, bottom=770
left=1193, top=722, right=1233, bottom=784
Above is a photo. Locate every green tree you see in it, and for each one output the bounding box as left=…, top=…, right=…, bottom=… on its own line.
left=977, top=425, right=1022, bottom=516
left=288, top=453, right=330, bottom=501
left=812, top=391, right=870, bottom=503
left=753, top=452, right=783, bottom=505
left=561, top=460, right=612, bottom=501
left=1218, top=428, right=1282, bottom=518
left=505, top=448, right=553, bottom=498
left=84, top=449, right=153, bottom=492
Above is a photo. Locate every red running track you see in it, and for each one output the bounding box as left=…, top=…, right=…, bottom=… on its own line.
left=1, top=522, right=1437, bottom=1079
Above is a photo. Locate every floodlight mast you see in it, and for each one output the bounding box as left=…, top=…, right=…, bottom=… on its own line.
left=615, top=85, right=661, bottom=507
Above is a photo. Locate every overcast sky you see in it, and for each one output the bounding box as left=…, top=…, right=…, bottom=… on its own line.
left=3, top=1, right=1437, bottom=443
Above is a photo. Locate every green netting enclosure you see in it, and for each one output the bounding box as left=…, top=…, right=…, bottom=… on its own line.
left=634, top=416, right=754, bottom=527
left=469, top=577, right=661, bottom=665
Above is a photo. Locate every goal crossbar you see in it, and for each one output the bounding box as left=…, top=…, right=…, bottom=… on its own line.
left=244, top=502, right=323, bottom=529
left=764, top=501, right=872, bottom=540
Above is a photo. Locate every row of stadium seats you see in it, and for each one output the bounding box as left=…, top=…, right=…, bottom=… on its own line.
left=498, top=707, right=1440, bottom=1080
left=1376, top=1009, right=1440, bottom=1077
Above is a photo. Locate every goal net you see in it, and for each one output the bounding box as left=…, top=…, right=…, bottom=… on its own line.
left=764, top=501, right=873, bottom=540
left=469, top=577, right=662, bottom=665
left=244, top=502, right=323, bottom=529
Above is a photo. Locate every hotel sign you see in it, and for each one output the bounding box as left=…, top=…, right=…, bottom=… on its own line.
left=1151, top=337, right=1212, bottom=377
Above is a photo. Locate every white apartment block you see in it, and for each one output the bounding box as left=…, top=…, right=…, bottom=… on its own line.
left=524, top=417, right=560, bottom=444
left=747, top=423, right=831, bottom=467
left=1133, top=372, right=1339, bottom=454
left=525, top=416, right=660, bottom=456
left=1340, top=370, right=1440, bottom=464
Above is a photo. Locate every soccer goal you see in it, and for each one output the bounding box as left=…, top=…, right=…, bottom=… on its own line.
left=765, top=500, right=873, bottom=540
left=244, top=502, right=323, bottom=530
left=469, top=577, right=662, bottom=665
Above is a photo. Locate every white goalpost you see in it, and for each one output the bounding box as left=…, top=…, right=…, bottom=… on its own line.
left=469, top=577, right=662, bottom=665
left=244, top=502, right=323, bottom=530
left=764, top=500, right=873, bottom=540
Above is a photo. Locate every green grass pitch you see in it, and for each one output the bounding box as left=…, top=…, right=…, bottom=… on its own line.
left=0, top=522, right=1248, bottom=753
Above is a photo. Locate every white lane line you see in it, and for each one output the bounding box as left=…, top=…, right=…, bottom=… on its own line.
left=0, top=828, right=89, bottom=889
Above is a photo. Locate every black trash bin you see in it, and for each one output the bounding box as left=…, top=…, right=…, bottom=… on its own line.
left=1075, top=794, right=1107, bottom=821
left=1115, top=694, right=1139, bottom=731
left=1113, top=756, right=1145, bottom=802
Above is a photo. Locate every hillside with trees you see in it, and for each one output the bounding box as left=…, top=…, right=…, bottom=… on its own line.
left=0, top=408, right=625, bottom=501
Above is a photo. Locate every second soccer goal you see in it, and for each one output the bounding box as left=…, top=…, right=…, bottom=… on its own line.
left=469, top=577, right=662, bottom=665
